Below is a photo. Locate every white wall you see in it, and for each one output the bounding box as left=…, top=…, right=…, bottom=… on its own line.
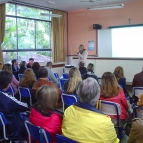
left=67, top=56, right=143, bottom=83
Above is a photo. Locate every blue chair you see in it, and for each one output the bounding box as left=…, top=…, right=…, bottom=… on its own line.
left=25, top=120, right=52, bottom=143
left=97, top=77, right=102, bottom=85
left=100, top=100, right=124, bottom=140
left=48, top=76, right=52, bottom=81
left=18, top=87, right=32, bottom=106
left=6, top=85, right=15, bottom=97
left=62, top=73, right=68, bottom=79
left=56, top=134, right=79, bottom=143
left=61, top=93, right=78, bottom=112
left=18, top=74, right=23, bottom=81
left=54, top=72, right=60, bottom=82
left=60, top=79, right=67, bottom=90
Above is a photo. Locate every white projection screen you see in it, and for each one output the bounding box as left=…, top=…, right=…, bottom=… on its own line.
left=98, top=26, right=143, bottom=58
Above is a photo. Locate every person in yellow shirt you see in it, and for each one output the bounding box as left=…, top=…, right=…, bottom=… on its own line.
left=62, top=77, right=119, bottom=143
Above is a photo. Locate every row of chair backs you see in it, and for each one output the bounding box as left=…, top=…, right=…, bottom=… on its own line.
left=6, top=86, right=15, bottom=97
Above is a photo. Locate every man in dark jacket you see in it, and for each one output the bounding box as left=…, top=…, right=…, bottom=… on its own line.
left=12, top=59, right=19, bottom=80
left=0, top=71, right=28, bottom=141
left=132, top=70, right=143, bottom=87
left=78, top=61, right=87, bottom=76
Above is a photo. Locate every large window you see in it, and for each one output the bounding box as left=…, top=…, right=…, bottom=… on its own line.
left=2, top=3, right=52, bottom=63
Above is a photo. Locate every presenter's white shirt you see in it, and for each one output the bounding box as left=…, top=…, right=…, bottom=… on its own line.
left=78, top=50, right=88, bottom=66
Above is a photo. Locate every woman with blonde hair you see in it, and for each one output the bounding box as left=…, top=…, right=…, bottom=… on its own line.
left=2, top=64, right=19, bottom=94
left=113, top=66, right=129, bottom=97
left=64, top=67, right=82, bottom=95
left=19, top=68, right=35, bottom=88
left=100, top=72, right=129, bottom=125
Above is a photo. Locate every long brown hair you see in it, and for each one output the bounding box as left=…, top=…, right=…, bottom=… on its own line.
left=101, top=72, right=120, bottom=97
left=35, top=85, right=58, bottom=114
left=19, top=68, right=35, bottom=88
left=113, top=66, right=124, bottom=81
left=2, top=64, right=12, bottom=73
left=66, top=67, right=82, bottom=94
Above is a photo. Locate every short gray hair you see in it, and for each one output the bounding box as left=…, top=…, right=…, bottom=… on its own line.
left=77, top=77, right=100, bottom=106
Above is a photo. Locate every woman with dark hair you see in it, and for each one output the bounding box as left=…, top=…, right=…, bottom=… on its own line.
left=100, top=72, right=129, bottom=125
left=113, top=66, right=129, bottom=97
left=19, top=61, right=27, bottom=74
left=32, top=62, right=40, bottom=79
left=82, top=63, right=99, bottom=83
left=2, top=64, right=19, bottom=94
left=30, top=85, right=62, bottom=143
left=19, top=68, right=35, bottom=88
left=64, top=67, right=82, bottom=95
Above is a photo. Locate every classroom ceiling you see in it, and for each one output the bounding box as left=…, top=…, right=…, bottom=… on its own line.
left=12, top=0, right=134, bottom=11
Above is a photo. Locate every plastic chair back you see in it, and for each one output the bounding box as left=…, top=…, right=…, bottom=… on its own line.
left=48, top=77, right=52, bottom=81
left=97, top=78, right=102, bottom=85
left=133, top=87, right=143, bottom=97
left=101, top=100, right=121, bottom=116
left=62, top=93, right=78, bottom=112
left=6, top=85, right=15, bottom=96
left=0, top=112, right=8, bottom=141
left=25, top=120, right=52, bottom=143
left=56, top=134, right=79, bottom=143
left=60, top=79, right=67, bottom=90
left=62, top=73, right=68, bottom=79
left=18, top=87, right=32, bottom=106
left=18, top=74, right=23, bottom=81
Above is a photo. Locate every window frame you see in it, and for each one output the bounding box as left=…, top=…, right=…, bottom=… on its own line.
left=3, top=3, right=52, bottom=60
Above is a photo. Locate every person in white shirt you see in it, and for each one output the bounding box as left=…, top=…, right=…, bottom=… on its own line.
left=76, top=44, right=88, bottom=66
left=45, top=62, right=60, bottom=87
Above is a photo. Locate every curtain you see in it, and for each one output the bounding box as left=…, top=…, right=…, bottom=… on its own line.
left=52, top=10, right=65, bottom=63
left=0, top=4, right=5, bottom=64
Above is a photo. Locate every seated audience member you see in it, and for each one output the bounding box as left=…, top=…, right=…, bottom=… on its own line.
left=113, top=66, right=129, bottom=97
left=19, top=68, right=35, bottom=88
left=12, top=59, right=19, bottom=80
left=2, top=64, right=19, bottom=94
left=100, top=72, right=129, bottom=125
left=19, top=61, right=27, bottom=74
left=0, top=71, right=28, bottom=141
left=78, top=61, right=87, bottom=75
left=132, top=67, right=143, bottom=87
left=45, top=62, right=60, bottom=87
left=32, top=68, right=62, bottom=102
left=27, top=58, right=34, bottom=68
left=128, top=94, right=143, bottom=143
left=32, top=62, right=40, bottom=79
left=64, top=67, right=82, bottom=95
left=0, top=62, right=3, bottom=70
left=62, top=78, right=119, bottom=143
left=82, top=63, right=98, bottom=82
left=30, top=85, right=62, bottom=143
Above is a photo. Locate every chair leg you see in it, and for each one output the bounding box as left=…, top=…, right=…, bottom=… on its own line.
left=118, top=127, right=123, bottom=141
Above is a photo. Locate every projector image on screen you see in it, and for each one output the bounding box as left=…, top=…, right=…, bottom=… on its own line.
left=98, top=26, right=143, bottom=58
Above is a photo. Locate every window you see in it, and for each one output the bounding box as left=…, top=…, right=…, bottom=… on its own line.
left=2, top=3, right=52, bottom=63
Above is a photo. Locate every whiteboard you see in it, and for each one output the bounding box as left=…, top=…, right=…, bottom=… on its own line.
left=98, top=29, right=112, bottom=57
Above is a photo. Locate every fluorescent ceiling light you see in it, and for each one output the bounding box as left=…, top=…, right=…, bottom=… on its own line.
left=0, top=0, right=9, bottom=4
left=40, top=13, right=62, bottom=18
left=88, top=3, right=124, bottom=10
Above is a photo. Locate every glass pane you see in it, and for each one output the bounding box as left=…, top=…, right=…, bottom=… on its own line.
left=18, top=51, right=52, bottom=62
left=17, top=5, right=51, bottom=21
left=36, top=21, right=51, bottom=49
left=3, top=52, right=17, bottom=64
left=18, top=18, right=35, bottom=49
left=2, top=17, right=17, bottom=50
left=6, top=3, right=16, bottom=15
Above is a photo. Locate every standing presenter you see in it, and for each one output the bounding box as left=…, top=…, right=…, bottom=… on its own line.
left=76, top=44, right=88, bottom=66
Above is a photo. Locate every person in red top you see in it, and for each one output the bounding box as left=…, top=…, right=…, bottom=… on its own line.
left=30, top=85, right=62, bottom=143
left=100, top=72, right=129, bottom=125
